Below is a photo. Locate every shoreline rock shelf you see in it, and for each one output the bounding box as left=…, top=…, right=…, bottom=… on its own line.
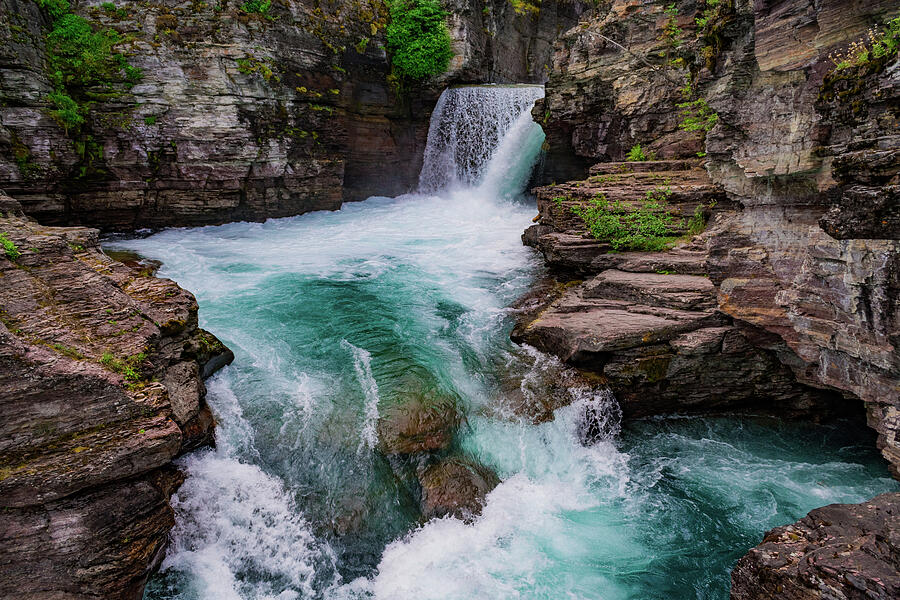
left=0, top=193, right=232, bottom=599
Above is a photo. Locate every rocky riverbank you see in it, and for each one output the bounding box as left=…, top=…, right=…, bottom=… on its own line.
left=0, top=192, right=232, bottom=598
left=518, top=0, right=899, bottom=597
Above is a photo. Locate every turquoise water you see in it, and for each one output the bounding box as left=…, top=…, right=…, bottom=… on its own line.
left=117, top=87, right=900, bottom=600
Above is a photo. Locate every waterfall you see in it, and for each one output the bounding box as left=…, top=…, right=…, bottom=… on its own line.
left=418, top=85, right=545, bottom=193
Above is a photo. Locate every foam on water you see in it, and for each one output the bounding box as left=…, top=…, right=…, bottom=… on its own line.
left=119, top=85, right=899, bottom=600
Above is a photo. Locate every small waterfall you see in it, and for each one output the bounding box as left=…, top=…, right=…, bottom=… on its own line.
left=418, top=85, right=545, bottom=193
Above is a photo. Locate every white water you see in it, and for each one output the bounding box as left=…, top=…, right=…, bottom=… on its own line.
left=419, top=85, right=545, bottom=192
left=122, top=85, right=898, bottom=600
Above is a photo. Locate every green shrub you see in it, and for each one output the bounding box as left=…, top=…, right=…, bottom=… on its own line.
left=0, top=233, right=21, bottom=261
left=100, top=350, right=147, bottom=382
left=239, top=0, right=274, bottom=19
left=677, top=98, right=718, bottom=133
left=36, top=0, right=142, bottom=134
left=829, top=15, right=900, bottom=71
left=47, top=90, right=85, bottom=132
left=385, top=0, right=453, bottom=80
left=626, top=143, right=655, bottom=162
left=569, top=190, right=680, bottom=252
left=143, top=115, right=156, bottom=125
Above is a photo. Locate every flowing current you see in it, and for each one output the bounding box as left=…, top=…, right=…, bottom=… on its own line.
left=108, top=86, right=900, bottom=600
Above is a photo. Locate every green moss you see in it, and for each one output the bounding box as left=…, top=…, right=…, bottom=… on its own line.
left=568, top=188, right=681, bottom=252
left=0, top=233, right=21, bottom=261
left=100, top=350, right=148, bottom=382
left=385, top=0, right=453, bottom=80
left=51, top=342, right=85, bottom=359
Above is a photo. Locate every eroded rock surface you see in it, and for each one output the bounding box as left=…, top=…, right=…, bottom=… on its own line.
left=0, top=0, right=587, bottom=230
left=0, top=193, right=231, bottom=598
left=731, top=492, right=900, bottom=600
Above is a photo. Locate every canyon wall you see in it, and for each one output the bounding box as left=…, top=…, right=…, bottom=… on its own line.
left=523, top=0, right=899, bottom=597
left=0, top=0, right=586, bottom=230
left=529, top=0, right=899, bottom=473
left=0, top=192, right=232, bottom=598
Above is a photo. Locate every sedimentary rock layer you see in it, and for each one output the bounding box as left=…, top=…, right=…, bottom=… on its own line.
left=0, top=192, right=232, bottom=598
left=0, top=0, right=587, bottom=230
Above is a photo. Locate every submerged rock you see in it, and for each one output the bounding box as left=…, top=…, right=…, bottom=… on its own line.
left=418, top=457, right=500, bottom=521
left=377, top=384, right=462, bottom=455
left=732, top=492, right=900, bottom=600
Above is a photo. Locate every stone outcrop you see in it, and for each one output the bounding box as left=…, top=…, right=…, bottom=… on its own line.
left=731, top=492, right=900, bottom=600
left=0, top=192, right=231, bottom=598
left=530, top=0, right=900, bottom=465
left=516, top=160, right=841, bottom=418
left=0, top=0, right=587, bottom=231
left=525, top=0, right=900, bottom=596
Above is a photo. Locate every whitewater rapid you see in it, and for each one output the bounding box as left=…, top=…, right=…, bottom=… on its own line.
left=110, top=86, right=898, bottom=600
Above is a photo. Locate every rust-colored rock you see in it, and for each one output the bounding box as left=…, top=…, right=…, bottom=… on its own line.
left=0, top=193, right=232, bottom=598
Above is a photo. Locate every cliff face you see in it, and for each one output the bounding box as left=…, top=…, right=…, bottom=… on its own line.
left=0, top=192, right=232, bottom=598
left=529, top=0, right=900, bottom=471
left=0, top=0, right=586, bottom=230
left=525, top=0, right=899, bottom=596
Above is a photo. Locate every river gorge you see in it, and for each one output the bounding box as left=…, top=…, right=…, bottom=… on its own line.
left=1, top=1, right=899, bottom=599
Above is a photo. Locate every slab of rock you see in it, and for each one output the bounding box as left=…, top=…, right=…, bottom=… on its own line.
left=0, top=194, right=232, bottom=598
left=732, top=492, right=900, bottom=600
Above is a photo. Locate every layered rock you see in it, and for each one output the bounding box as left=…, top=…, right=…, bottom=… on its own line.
left=731, top=492, right=900, bottom=600
left=516, top=160, right=839, bottom=418
left=0, top=0, right=587, bottom=230
left=529, top=0, right=900, bottom=595
left=0, top=192, right=231, bottom=598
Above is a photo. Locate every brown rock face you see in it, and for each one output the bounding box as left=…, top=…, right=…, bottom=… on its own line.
left=731, top=492, right=900, bottom=600
left=419, top=458, right=499, bottom=520
left=0, top=0, right=587, bottom=231
left=517, top=158, right=838, bottom=418
left=0, top=193, right=232, bottom=598
left=534, top=0, right=900, bottom=470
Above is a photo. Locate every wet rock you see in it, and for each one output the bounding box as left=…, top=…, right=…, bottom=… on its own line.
left=731, top=492, right=900, bottom=600
left=377, top=387, right=462, bottom=455
left=0, top=193, right=231, bottom=598
left=418, top=458, right=500, bottom=520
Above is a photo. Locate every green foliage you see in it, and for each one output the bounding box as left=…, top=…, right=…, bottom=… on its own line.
left=101, top=351, right=147, bottom=382
left=663, top=3, right=682, bottom=48
left=626, top=143, right=655, bottom=162
left=47, top=90, right=84, bottom=132
left=385, top=0, right=453, bottom=80
left=569, top=189, right=680, bottom=252
left=236, top=56, right=279, bottom=81
left=510, top=0, right=540, bottom=16
left=0, top=233, right=20, bottom=261
left=51, top=343, right=85, bottom=359
left=36, top=0, right=143, bottom=134
left=829, top=15, right=900, bottom=72
left=239, top=0, right=275, bottom=20
left=677, top=98, right=718, bottom=133
left=143, top=115, right=156, bottom=125
left=686, top=204, right=706, bottom=235
left=36, top=0, right=70, bottom=20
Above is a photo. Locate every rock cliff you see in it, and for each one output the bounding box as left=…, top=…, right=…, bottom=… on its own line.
left=0, top=192, right=232, bottom=598
left=0, top=0, right=586, bottom=230
left=523, top=0, right=900, bottom=596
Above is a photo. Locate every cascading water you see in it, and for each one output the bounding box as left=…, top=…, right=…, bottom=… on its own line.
left=108, top=85, right=899, bottom=600
left=418, top=85, right=545, bottom=192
